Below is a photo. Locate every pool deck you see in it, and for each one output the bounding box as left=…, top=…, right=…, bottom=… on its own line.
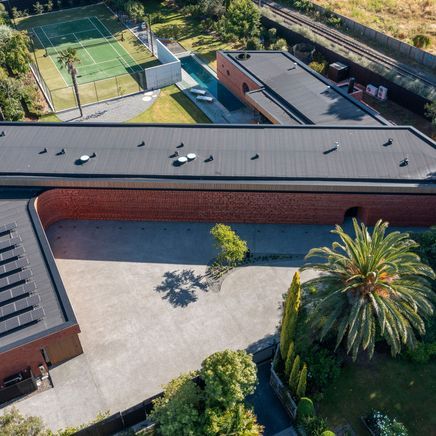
left=176, top=53, right=255, bottom=124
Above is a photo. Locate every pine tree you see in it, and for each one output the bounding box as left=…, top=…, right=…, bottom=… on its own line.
left=284, top=341, right=295, bottom=377
left=279, top=272, right=301, bottom=360
left=289, top=354, right=300, bottom=393
left=296, top=363, right=307, bottom=398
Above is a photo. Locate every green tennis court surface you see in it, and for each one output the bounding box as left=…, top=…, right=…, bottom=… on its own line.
left=17, top=3, right=158, bottom=111
left=33, top=16, right=143, bottom=86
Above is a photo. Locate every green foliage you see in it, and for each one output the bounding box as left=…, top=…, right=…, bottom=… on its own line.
left=202, top=349, right=257, bottom=409
left=267, top=27, right=277, bottom=45
left=412, top=227, right=436, bottom=271
left=155, top=24, right=186, bottom=40
left=203, top=404, right=263, bottom=435
left=0, top=26, right=31, bottom=75
left=424, top=101, right=436, bottom=126
left=301, top=415, right=329, bottom=436
left=0, top=407, right=49, bottom=436
left=405, top=341, right=436, bottom=363
left=366, top=410, right=408, bottom=436
left=33, top=2, right=45, bottom=14
left=308, top=60, right=327, bottom=75
left=270, top=38, right=288, bottom=50
left=246, top=37, right=263, bottom=50
left=297, top=397, right=315, bottom=423
left=216, top=0, right=260, bottom=43
left=320, top=431, right=335, bottom=436
left=210, top=223, right=248, bottom=267
left=284, top=341, right=295, bottom=376
left=46, top=1, right=54, bottom=12
left=184, top=0, right=226, bottom=19
left=289, top=354, right=300, bottom=392
left=302, top=219, right=436, bottom=360
left=411, top=34, right=431, bottom=49
left=150, top=372, right=202, bottom=436
left=304, top=346, right=342, bottom=393
left=125, top=0, right=145, bottom=21
left=280, top=272, right=301, bottom=360
left=296, top=363, right=307, bottom=398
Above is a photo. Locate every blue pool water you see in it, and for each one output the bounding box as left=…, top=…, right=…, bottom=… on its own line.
left=180, top=55, right=245, bottom=112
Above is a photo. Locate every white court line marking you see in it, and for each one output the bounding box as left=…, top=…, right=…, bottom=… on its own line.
left=71, top=32, right=96, bottom=65
left=40, top=17, right=95, bottom=37
left=89, top=16, right=142, bottom=72
left=36, top=26, right=68, bottom=87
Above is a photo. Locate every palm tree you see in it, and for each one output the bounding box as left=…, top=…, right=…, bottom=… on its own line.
left=302, top=219, right=435, bottom=360
left=57, top=48, right=82, bottom=117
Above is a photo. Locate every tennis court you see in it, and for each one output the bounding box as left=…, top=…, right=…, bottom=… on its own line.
left=17, top=4, right=158, bottom=111
left=33, top=16, right=143, bottom=86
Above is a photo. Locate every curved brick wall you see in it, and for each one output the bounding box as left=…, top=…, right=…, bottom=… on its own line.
left=34, top=188, right=436, bottom=229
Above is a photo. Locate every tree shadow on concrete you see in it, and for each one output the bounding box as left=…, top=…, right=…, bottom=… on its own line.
left=154, top=269, right=208, bottom=307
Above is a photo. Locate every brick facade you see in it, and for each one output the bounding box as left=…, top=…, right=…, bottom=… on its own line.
left=217, top=52, right=261, bottom=104
left=34, top=188, right=436, bottom=228
left=0, top=325, right=81, bottom=382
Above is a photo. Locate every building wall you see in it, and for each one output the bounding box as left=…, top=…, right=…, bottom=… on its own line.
left=217, top=52, right=261, bottom=105
left=0, top=325, right=82, bottom=383
left=34, top=188, right=436, bottom=228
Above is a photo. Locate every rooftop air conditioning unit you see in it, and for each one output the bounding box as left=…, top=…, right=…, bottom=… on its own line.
left=377, top=86, right=388, bottom=101
left=366, top=84, right=378, bottom=97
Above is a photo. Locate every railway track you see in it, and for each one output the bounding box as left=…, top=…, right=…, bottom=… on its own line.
left=260, top=1, right=436, bottom=89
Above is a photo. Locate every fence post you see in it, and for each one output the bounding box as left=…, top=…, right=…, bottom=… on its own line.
left=94, top=81, right=99, bottom=102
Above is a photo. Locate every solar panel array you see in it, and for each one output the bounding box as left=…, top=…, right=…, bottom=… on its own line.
left=0, top=222, right=44, bottom=336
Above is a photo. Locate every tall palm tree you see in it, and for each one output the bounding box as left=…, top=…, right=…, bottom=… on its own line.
left=57, top=48, right=82, bottom=117
left=302, top=219, right=435, bottom=360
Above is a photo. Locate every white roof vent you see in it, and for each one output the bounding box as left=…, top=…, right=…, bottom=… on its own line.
left=80, top=155, right=90, bottom=163
left=187, top=153, right=197, bottom=160
left=177, top=156, right=188, bottom=164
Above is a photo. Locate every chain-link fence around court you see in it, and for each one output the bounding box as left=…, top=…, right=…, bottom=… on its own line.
left=33, top=66, right=147, bottom=112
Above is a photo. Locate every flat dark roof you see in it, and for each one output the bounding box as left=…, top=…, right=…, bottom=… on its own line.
left=222, top=51, right=388, bottom=126
left=0, top=122, right=434, bottom=187
left=0, top=195, right=76, bottom=354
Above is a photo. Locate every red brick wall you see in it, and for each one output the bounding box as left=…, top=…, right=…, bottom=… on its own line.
left=217, top=52, right=261, bottom=103
left=0, top=325, right=81, bottom=382
left=34, top=188, right=436, bottom=228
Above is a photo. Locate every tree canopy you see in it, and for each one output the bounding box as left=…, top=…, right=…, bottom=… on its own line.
left=302, top=219, right=435, bottom=360
left=217, top=0, right=260, bottom=42
left=0, top=25, right=31, bottom=75
left=210, top=223, right=248, bottom=267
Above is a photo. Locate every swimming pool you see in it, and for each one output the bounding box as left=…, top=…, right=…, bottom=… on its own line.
left=180, top=55, right=245, bottom=112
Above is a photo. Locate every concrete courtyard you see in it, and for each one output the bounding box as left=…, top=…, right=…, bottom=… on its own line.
left=5, top=220, right=423, bottom=430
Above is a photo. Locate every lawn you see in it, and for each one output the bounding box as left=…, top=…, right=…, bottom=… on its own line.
left=313, top=0, right=435, bottom=54
left=128, top=85, right=210, bottom=123
left=145, top=0, right=241, bottom=70
left=319, top=353, right=436, bottom=435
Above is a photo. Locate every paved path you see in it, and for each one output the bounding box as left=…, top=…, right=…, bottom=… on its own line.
left=57, top=90, right=160, bottom=123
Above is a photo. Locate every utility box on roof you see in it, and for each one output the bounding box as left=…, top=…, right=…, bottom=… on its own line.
left=328, top=62, right=349, bottom=82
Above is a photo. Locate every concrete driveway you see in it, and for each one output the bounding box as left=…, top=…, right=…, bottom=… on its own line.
left=5, top=220, right=422, bottom=430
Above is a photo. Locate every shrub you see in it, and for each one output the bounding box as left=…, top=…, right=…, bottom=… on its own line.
left=308, top=60, right=327, bottom=75
left=320, top=431, right=335, bottom=436
left=33, top=2, right=45, bottom=14
left=405, top=341, right=436, bottom=363
left=210, top=224, right=248, bottom=267
left=411, top=34, right=431, bottom=49
left=204, top=404, right=263, bottom=435
left=296, top=397, right=315, bottom=423
left=296, top=363, right=307, bottom=398
left=424, top=101, right=436, bottom=126
left=149, top=372, right=202, bottom=435
left=284, top=341, right=295, bottom=376
left=305, top=346, right=342, bottom=393
left=301, top=415, right=329, bottom=436
left=201, top=349, right=257, bottom=409
left=289, top=354, right=300, bottom=392
left=246, top=37, right=262, bottom=50
left=46, top=0, right=53, bottom=12
left=365, top=410, right=408, bottom=436
left=124, top=0, right=144, bottom=21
